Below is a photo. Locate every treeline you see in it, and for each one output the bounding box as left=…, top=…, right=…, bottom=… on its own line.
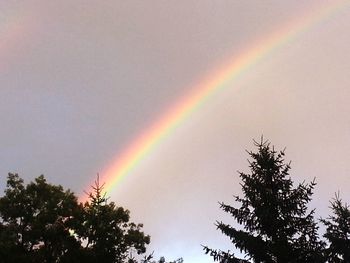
left=0, top=174, right=182, bottom=263
left=1, top=139, right=350, bottom=263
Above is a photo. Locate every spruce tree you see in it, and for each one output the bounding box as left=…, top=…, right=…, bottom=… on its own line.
left=76, top=175, right=150, bottom=263
left=321, top=194, right=350, bottom=262
left=204, top=139, right=325, bottom=262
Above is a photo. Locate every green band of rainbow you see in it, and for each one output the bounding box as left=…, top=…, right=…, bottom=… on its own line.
left=87, top=0, right=348, bottom=199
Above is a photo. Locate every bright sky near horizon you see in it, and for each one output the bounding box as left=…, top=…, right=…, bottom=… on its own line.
left=1, top=1, right=350, bottom=262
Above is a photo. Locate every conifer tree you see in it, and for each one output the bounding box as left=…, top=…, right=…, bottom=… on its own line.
left=76, top=175, right=150, bottom=263
left=204, top=139, right=325, bottom=262
left=321, top=194, right=350, bottom=262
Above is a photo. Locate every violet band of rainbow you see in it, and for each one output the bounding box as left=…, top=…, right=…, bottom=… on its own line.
left=81, top=0, right=348, bottom=201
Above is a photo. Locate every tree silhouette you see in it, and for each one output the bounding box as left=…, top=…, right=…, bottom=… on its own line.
left=140, top=252, right=184, bottom=263
left=0, top=173, right=81, bottom=262
left=204, top=139, right=325, bottom=262
left=0, top=174, right=153, bottom=263
left=321, top=194, right=350, bottom=262
left=75, top=175, right=151, bottom=263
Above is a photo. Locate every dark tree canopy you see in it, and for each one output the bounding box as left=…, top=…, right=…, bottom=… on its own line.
left=76, top=176, right=150, bottom=263
left=204, top=139, right=325, bottom=263
left=0, top=173, right=81, bottom=262
left=4, top=138, right=350, bottom=263
left=0, top=173, right=151, bottom=263
left=140, top=253, right=184, bottom=263
left=321, top=194, right=350, bottom=262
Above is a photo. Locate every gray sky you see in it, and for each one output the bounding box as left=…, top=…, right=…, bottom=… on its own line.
left=1, top=1, right=350, bottom=262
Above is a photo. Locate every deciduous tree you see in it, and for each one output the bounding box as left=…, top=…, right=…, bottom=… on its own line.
left=0, top=173, right=81, bottom=262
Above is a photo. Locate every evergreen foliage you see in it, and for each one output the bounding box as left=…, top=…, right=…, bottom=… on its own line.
left=2, top=138, right=350, bottom=263
left=76, top=175, right=150, bottom=263
left=204, top=139, right=325, bottom=262
left=321, top=194, right=350, bottom=262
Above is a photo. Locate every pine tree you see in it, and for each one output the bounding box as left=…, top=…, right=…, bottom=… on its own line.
left=204, top=139, right=325, bottom=262
left=76, top=175, right=150, bottom=263
left=321, top=194, right=350, bottom=262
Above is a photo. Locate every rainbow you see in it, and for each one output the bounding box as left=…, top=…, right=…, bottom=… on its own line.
left=0, top=7, right=30, bottom=71
left=91, top=0, right=348, bottom=198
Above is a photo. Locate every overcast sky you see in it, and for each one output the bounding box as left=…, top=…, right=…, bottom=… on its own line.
left=1, top=1, right=350, bottom=262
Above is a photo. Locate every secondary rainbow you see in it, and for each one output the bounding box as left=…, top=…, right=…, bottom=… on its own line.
left=0, top=7, right=34, bottom=72
left=92, top=0, right=348, bottom=197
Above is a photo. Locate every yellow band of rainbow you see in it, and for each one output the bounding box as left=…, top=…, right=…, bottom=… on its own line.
left=83, top=0, right=348, bottom=200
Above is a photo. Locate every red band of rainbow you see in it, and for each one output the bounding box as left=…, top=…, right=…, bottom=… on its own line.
left=82, top=0, right=348, bottom=200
